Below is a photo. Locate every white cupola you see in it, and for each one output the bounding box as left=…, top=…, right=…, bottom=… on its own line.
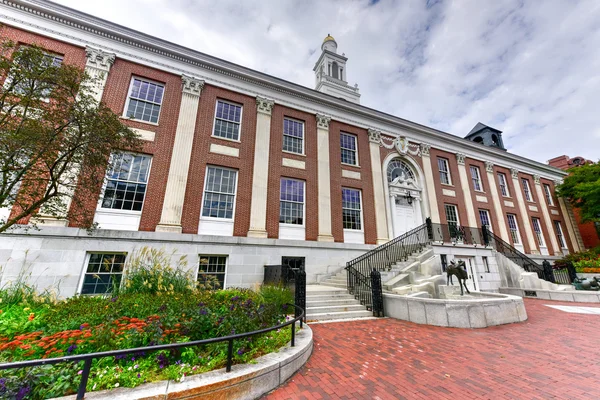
left=313, top=34, right=360, bottom=104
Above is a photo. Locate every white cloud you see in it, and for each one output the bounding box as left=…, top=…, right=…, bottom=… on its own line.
left=55, top=0, right=600, bottom=163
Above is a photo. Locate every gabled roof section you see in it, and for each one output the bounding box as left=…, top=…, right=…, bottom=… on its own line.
left=466, top=122, right=502, bottom=137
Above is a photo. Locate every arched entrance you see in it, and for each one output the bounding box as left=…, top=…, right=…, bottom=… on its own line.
left=384, top=158, right=425, bottom=238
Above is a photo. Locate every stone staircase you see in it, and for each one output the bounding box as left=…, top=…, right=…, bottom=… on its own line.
left=305, top=285, right=373, bottom=322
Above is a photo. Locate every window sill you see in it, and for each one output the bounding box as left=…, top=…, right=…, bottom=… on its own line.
left=341, top=162, right=360, bottom=168
left=474, top=190, right=486, bottom=194
left=279, top=223, right=305, bottom=227
left=211, top=135, right=241, bottom=144
left=95, top=208, right=142, bottom=215
left=120, top=116, right=159, bottom=127
left=283, top=150, right=306, bottom=157
left=441, top=183, right=454, bottom=187
left=200, top=216, right=234, bottom=222
left=343, top=228, right=364, bottom=233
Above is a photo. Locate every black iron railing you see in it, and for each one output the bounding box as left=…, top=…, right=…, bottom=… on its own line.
left=429, top=223, right=487, bottom=246
left=553, top=268, right=571, bottom=285
left=482, top=226, right=545, bottom=278
left=264, top=265, right=306, bottom=323
left=0, top=303, right=305, bottom=400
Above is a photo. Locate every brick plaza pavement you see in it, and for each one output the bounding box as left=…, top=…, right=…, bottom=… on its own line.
left=263, top=299, right=600, bottom=400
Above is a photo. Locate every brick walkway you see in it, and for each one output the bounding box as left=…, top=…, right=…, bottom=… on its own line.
left=263, top=299, right=600, bottom=400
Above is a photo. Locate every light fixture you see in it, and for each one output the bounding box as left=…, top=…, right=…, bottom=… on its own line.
left=405, top=192, right=413, bottom=205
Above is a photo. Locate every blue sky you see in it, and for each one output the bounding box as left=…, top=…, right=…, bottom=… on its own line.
left=56, top=0, right=600, bottom=163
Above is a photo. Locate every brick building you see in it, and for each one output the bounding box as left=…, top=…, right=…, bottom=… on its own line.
left=548, top=155, right=600, bottom=249
left=0, top=0, right=584, bottom=297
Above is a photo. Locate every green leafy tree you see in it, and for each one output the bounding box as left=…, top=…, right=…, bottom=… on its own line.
left=0, top=41, right=142, bottom=233
left=556, top=161, right=600, bottom=223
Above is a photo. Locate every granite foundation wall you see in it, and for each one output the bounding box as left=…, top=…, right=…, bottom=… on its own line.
left=500, top=287, right=600, bottom=303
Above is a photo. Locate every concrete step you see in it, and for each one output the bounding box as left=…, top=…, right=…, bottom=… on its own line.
left=384, top=273, right=409, bottom=290
left=306, top=294, right=356, bottom=302
left=306, top=304, right=368, bottom=314
left=306, top=298, right=359, bottom=307
left=306, top=309, right=374, bottom=321
left=318, top=282, right=347, bottom=289
left=305, top=286, right=348, bottom=296
left=324, top=277, right=347, bottom=283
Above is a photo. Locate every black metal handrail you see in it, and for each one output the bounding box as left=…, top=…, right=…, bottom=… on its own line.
left=0, top=304, right=305, bottom=400
left=483, top=226, right=545, bottom=278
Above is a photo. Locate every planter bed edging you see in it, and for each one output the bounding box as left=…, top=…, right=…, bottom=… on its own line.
left=51, top=326, right=313, bottom=400
left=500, top=287, right=600, bottom=303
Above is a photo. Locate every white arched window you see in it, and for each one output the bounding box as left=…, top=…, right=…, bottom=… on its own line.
left=387, top=159, right=415, bottom=183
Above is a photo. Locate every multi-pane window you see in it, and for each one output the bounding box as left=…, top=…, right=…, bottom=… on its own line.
left=213, top=100, right=242, bottom=140
left=522, top=178, right=533, bottom=201
left=479, top=209, right=492, bottom=232
left=101, top=153, right=151, bottom=211
left=279, top=178, right=305, bottom=225
left=543, top=184, right=554, bottom=206
left=531, top=218, right=545, bottom=247
left=342, top=188, right=362, bottom=230
left=340, top=133, right=358, bottom=165
left=554, top=221, right=567, bottom=248
left=198, top=255, right=227, bottom=289
left=202, top=166, right=237, bottom=219
left=81, top=253, right=126, bottom=295
left=497, top=173, right=509, bottom=197
left=470, top=166, right=483, bottom=191
left=125, top=77, right=164, bottom=123
left=8, top=48, right=63, bottom=98
left=506, top=214, right=521, bottom=245
left=283, top=118, right=304, bottom=154
left=445, top=204, right=459, bottom=227
left=438, top=158, right=451, bottom=185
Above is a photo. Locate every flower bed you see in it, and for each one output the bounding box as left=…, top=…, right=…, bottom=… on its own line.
left=0, top=249, right=295, bottom=399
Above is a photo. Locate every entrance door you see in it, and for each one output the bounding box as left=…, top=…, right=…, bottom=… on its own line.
left=394, top=197, right=416, bottom=236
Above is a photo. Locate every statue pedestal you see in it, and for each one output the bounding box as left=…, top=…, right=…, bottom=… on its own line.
left=438, top=285, right=474, bottom=299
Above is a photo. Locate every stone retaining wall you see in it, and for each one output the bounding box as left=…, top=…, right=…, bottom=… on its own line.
left=383, top=292, right=527, bottom=328
left=500, top=287, right=600, bottom=303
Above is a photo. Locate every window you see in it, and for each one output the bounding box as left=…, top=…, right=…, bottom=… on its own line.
left=479, top=209, right=492, bottom=232
left=101, top=153, right=151, bottom=211
left=283, top=118, right=304, bottom=154
left=482, top=256, right=490, bottom=273
left=554, top=221, right=567, bottom=249
left=506, top=214, right=521, bottom=245
left=279, top=178, right=304, bottom=225
left=444, top=204, right=459, bottom=227
left=124, top=77, right=164, bottom=123
left=7, top=47, right=63, bottom=98
left=543, top=184, right=554, bottom=206
left=531, top=218, right=545, bottom=247
left=387, top=159, right=415, bottom=182
left=213, top=100, right=242, bottom=141
left=522, top=178, right=533, bottom=202
left=202, top=166, right=237, bottom=219
left=198, top=255, right=226, bottom=289
left=81, top=253, right=126, bottom=295
left=497, top=173, right=510, bottom=197
left=438, top=158, right=451, bottom=185
left=340, top=133, right=358, bottom=165
left=342, top=188, right=362, bottom=230
left=470, top=166, right=483, bottom=191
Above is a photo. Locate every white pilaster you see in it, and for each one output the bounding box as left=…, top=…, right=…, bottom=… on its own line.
left=316, top=114, right=334, bottom=241
left=455, top=153, right=478, bottom=228
left=511, top=168, right=538, bottom=253
left=368, top=129, right=389, bottom=244
left=156, top=75, right=204, bottom=233
left=247, top=96, right=275, bottom=238
left=558, top=197, right=582, bottom=252
left=420, top=143, right=440, bottom=223
left=485, top=161, right=510, bottom=243
left=533, top=175, right=560, bottom=255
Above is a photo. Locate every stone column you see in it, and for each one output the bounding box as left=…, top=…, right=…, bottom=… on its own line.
left=533, top=175, right=560, bottom=255
left=36, top=47, right=116, bottom=227
left=368, top=129, right=389, bottom=244
left=511, top=168, right=538, bottom=253
left=455, top=153, right=478, bottom=228
left=156, top=75, right=204, bottom=233
left=485, top=161, right=510, bottom=242
left=420, top=143, right=440, bottom=223
left=247, top=96, right=275, bottom=238
left=316, top=114, right=334, bottom=241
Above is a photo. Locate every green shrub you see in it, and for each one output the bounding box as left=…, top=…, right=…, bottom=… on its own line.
left=259, top=285, right=294, bottom=312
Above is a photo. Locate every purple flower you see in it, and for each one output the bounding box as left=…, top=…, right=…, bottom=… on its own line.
left=0, top=378, right=6, bottom=390
left=67, top=344, right=77, bottom=354
left=137, top=373, right=141, bottom=378
left=79, top=324, right=85, bottom=330
left=159, top=304, right=167, bottom=312
left=16, top=386, right=30, bottom=400
left=229, top=304, right=235, bottom=311
left=111, top=296, right=118, bottom=302
left=237, top=348, right=244, bottom=356
left=115, top=354, right=127, bottom=360
left=199, top=308, right=208, bottom=315
left=198, top=302, right=205, bottom=307
left=131, top=357, right=135, bottom=361
left=231, top=296, right=239, bottom=302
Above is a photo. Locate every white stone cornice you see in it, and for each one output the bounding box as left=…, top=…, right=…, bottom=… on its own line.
left=85, top=46, right=115, bottom=71
left=181, top=75, right=204, bottom=96
left=511, top=168, right=519, bottom=179
left=456, top=153, right=466, bottom=165
left=316, top=113, right=331, bottom=129
left=256, top=96, right=274, bottom=115
left=420, top=143, right=431, bottom=157
left=485, top=161, right=494, bottom=172
left=368, top=128, right=381, bottom=143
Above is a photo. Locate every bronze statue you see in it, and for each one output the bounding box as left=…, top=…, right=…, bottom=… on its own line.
left=447, top=260, right=471, bottom=296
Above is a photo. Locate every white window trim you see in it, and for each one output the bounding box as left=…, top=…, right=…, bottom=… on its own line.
left=470, top=165, right=484, bottom=192
left=282, top=117, right=305, bottom=156
left=522, top=178, right=534, bottom=202
left=211, top=99, right=243, bottom=143
left=96, top=152, right=153, bottom=215
left=279, top=178, right=306, bottom=227
left=498, top=173, right=510, bottom=197
left=199, top=165, right=239, bottom=222
left=122, top=76, right=164, bottom=125
left=531, top=217, right=546, bottom=248
left=444, top=204, right=460, bottom=226
left=438, top=158, right=452, bottom=186
left=554, top=221, right=568, bottom=249
left=342, top=187, right=364, bottom=232
left=479, top=209, right=492, bottom=232
left=197, top=254, right=228, bottom=289
left=340, top=132, right=359, bottom=167
left=543, top=184, right=555, bottom=206
left=506, top=214, right=522, bottom=245
left=77, top=252, right=127, bottom=295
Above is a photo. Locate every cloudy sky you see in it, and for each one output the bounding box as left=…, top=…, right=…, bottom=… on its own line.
left=55, top=0, right=600, bottom=164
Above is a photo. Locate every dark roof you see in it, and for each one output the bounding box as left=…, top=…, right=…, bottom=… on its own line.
left=466, top=122, right=502, bottom=137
